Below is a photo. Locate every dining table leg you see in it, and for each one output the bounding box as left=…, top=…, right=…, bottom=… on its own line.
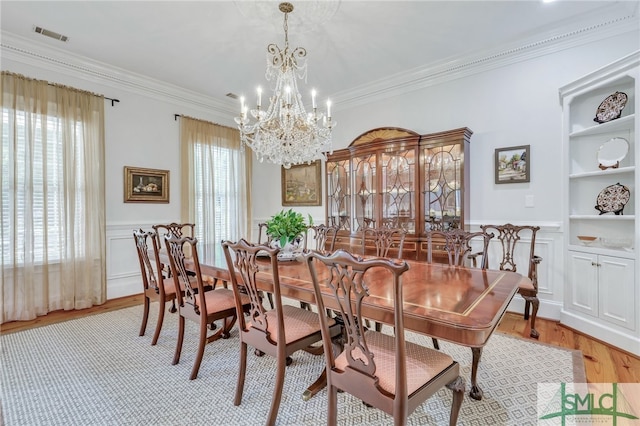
left=302, top=369, right=327, bottom=401
left=470, top=347, right=483, bottom=400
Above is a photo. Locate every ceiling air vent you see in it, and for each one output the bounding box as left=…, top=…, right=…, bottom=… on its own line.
left=226, top=93, right=239, bottom=99
left=34, top=26, right=69, bottom=42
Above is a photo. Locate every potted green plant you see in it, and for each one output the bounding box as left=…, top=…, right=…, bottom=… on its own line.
left=265, top=209, right=312, bottom=249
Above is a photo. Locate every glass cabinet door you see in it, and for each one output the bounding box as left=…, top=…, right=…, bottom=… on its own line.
left=423, top=144, right=463, bottom=231
left=326, top=159, right=351, bottom=231
left=381, top=149, right=416, bottom=234
left=353, top=154, right=377, bottom=231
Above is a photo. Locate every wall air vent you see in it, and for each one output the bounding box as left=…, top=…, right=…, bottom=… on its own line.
left=34, top=26, right=69, bottom=42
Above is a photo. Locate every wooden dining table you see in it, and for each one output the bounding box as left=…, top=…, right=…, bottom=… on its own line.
left=170, top=243, right=529, bottom=401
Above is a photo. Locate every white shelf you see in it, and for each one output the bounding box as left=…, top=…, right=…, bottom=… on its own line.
left=569, top=114, right=635, bottom=138
left=569, top=166, right=635, bottom=179
left=569, top=214, right=635, bottom=220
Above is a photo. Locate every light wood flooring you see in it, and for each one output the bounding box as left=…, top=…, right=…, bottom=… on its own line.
left=2, top=294, right=638, bottom=383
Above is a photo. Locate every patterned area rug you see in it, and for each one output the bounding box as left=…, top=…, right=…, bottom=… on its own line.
left=1, top=304, right=585, bottom=425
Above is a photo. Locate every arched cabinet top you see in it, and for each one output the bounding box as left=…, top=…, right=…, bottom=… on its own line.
left=349, top=127, right=420, bottom=147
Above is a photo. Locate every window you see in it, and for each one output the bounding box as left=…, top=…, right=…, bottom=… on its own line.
left=182, top=118, right=249, bottom=246
left=1, top=109, right=87, bottom=264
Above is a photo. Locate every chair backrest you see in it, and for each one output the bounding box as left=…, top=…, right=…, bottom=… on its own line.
left=480, top=223, right=540, bottom=281
left=153, top=222, right=195, bottom=249
left=163, top=234, right=206, bottom=313
left=256, top=222, right=271, bottom=245
left=426, top=229, right=493, bottom=268
left=305, top=224, right=338, bottom=254
left=221, top=239, right=285, bottom=343
left=133, top=228, right=164, bottom=292
left=362, top=227, right=406, bottom=258
left=304, top=250, right=411, bottom=405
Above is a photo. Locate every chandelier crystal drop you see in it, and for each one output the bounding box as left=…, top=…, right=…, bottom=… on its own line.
left=234, top=2, right=336, bottom=169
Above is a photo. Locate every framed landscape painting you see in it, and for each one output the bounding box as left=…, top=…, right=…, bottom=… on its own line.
left=124, top=166, right=170, bottom=203
left=495, top=145, right=530, bottom=184
left=281, top=161, right=322, bottom=206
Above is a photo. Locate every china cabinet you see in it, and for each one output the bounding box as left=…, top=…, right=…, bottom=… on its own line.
left=560, top=51, right=639, bottom=355
left=326, top=127, right=471, bottom=260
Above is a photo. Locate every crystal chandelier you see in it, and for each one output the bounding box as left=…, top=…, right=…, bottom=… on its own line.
left=235, top=2, right=336, bottom=169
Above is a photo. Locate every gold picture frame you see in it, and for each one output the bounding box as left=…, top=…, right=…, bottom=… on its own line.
left=495, top=145, right=530, bottom=184
left=281, top=160, right=322, bottom=206
left=124, top=166, right=169, bottom=203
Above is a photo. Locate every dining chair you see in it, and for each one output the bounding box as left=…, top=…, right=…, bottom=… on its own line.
left=480, top=223, right=542, bottom=339
left=164, top=234, right=251, bottom=380
left=257, top=222, right=270, bottom=245
left=132, top=229, right=177, bottom=345
left=152, top=222, right=196, bottom=276
left=300, top=224, right=339, bottom=311
left=361, top=226, right=407, bottom=330
left=426, top=229, right=493, bottom=268
left=221, top=239, right=341, bottom=426
left=362, top=226, right=406, bottom=259
left=304, top=249, right=465, bottom=426
left=305, top=224, right=338, bottom=254
left=425, top=228, right=494, bottom=349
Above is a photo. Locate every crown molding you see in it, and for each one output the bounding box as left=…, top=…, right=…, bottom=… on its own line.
left=0, top=32, right=236, bottom=126
left=332, top=12, right=639, bottom=110
left=2, top=7, right=638, bottom=119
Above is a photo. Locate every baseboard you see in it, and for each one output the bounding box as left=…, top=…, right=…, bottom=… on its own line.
left=560, top=309, right=640, bottom=356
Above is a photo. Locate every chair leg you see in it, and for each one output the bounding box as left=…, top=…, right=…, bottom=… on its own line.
left=234, top=342, right=248, bottom=406
left=189, top=321, right=208, bottom=380
left=172, top=316, right=185, bottom=365
left=266, top=354, right=287, bottom=426
left=327, top=385, right=338, bottom=426
left=525, top=295, right=540, bottom=339
left=446, top=376, right=466, bottom=426
left=300, top=301, right=311, bottom=311
left=266, top=292, right=275, bottom=310
left=151, top=299, right=166, bottom=346
left=139, top=296, right=150, bottom=337
left=523, top=300, right=530, bottom=320
left=432, top=338, right=440, bottom=350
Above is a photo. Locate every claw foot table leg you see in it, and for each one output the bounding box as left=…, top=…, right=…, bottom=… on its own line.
left=470, top=347, right=483, bottom=400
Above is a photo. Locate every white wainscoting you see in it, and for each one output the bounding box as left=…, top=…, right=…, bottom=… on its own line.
left=106, top=222, right=160, bottom=300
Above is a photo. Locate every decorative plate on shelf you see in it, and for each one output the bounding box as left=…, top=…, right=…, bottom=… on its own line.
left=597, top=137, right=629, bottom=170
left=595, top=182, right=630, bottom=215
left=593, top=91, right=628, bottom=124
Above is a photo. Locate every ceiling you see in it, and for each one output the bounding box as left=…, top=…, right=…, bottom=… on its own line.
left=1, top=1, right=638, bottom=110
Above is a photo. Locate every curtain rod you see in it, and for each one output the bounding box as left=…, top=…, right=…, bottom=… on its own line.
left=174, top=113, right=235, bottom=131
left=45, top=82, right=120, bottom=106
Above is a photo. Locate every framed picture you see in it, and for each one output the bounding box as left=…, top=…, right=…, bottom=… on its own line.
left=124, top=166, right=169, bottom=203
left=495, top=145, right=530, bottom=184
left=281, top=160, right=322, bottom=206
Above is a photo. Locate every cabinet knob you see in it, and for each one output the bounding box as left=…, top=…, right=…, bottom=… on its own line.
left=591, top=262, right=602, bottom=267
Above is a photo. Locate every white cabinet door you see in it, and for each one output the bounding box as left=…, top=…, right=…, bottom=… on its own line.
left=567, top=250, right=599, bottom=317
left=599, top=255, right=636, bottom=330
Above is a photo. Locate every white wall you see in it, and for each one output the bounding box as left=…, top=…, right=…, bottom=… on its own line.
left=3, top=29, right=639, bottom=318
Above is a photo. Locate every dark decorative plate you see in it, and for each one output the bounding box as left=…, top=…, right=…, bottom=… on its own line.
left=594, top=91, right=628, bottom=124
left=595, top=183, right=630, bottom=215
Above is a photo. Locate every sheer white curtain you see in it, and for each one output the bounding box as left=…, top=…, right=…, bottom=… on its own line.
left=180, top=116, right=251, bottom=244
left=1, top=72, right=106, bottom=322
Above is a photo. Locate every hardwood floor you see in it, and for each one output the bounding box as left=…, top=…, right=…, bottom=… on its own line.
left=2, top=294, right=638, bottom=383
